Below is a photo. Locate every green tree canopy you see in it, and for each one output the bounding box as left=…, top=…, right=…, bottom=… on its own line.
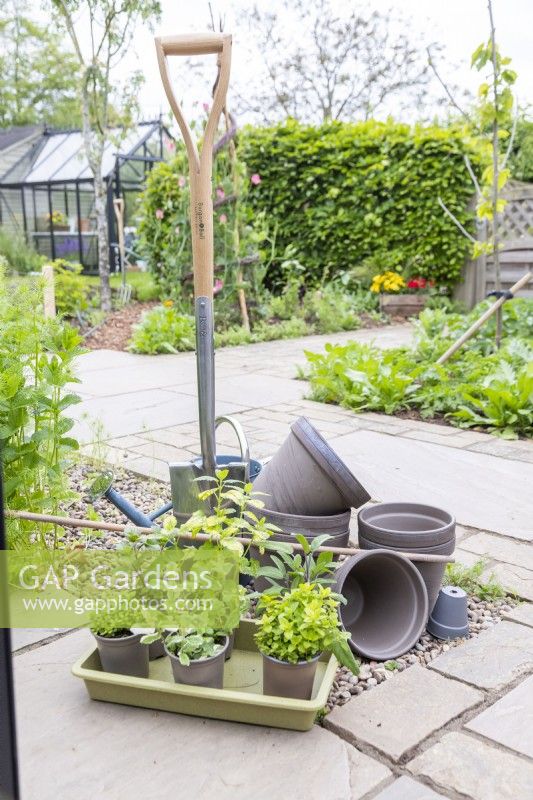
left=0, top=1, right=81, bottom=128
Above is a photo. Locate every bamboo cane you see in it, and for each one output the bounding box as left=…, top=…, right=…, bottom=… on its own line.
left=436, top=271, right=532, bottom=365
left=6, top=510, right=454, bottom=564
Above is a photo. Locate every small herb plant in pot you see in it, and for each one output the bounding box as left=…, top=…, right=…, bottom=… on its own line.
left=255, top=583, right=359, bottom=700
left=90, top=609, right=149, bottom=679
left=162, top=629, right=229, bottom=689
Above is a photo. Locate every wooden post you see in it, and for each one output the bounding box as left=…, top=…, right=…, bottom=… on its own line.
left=41, top=264, right=56, bottom=318
left=113, top=197, right=126, bottom=289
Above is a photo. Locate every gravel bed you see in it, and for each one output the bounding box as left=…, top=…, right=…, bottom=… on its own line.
left=326, top=595, right=517, bottom=711
left=63, top=462, right=171, bottom=547
left=63, top=464, right=517, bottom=714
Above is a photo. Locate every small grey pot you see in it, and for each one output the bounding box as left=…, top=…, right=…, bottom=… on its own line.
left=225, top=630, right=235, bottom=661
left=427, top=586, right=469, bottom=640
left=262, top=653, right=321, bottom=700
left=93, top=632, right=149, bottom=678
left=165, top=636, right=229, bottom=689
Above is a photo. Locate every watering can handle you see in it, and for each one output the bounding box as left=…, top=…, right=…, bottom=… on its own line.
left=215, top=416, right=251, bottom=480
left=155, top=33, right=232, bottom=298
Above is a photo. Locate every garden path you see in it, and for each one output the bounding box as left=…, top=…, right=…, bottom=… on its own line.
left=12, top=323, right=533, bottom=798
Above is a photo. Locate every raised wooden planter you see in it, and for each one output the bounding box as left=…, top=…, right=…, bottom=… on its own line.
left=380, top=293, right=429, bottom=317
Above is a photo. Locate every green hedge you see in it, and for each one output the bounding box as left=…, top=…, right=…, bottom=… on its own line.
left=239, top=120, right=479, bottom=287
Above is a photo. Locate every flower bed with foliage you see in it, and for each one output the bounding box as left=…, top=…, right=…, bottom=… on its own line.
left=303, top=299, right=533, bottom=438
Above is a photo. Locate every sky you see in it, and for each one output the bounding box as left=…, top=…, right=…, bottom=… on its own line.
left=74, top=0, right=533, bottom=125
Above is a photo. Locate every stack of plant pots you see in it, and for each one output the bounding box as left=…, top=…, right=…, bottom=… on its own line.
left=251, top=417, right=371, bottom=591
left=357, top=502, right=456, bottom=614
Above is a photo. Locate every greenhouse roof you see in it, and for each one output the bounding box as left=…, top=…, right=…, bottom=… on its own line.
left=0, top=120, right=164, bottom=186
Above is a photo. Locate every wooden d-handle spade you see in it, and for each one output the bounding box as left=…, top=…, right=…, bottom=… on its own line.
left=155, top=33, right=232, bottom=477
left=155, top=33, right=231, bottom=298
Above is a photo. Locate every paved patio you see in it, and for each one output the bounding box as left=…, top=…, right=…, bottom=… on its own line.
left=13, top=325, right=533, bottom=798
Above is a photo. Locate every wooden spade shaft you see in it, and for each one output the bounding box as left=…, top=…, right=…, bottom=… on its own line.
left=6, top=510, right=454, bottom=564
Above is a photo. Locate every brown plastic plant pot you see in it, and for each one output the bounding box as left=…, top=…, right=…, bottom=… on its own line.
left=262, top=653, right=321, bottom=700
left=357, top=502, right=455, bottom=615
left=93, top=632, right=149, bottom=678
left=252, top=417, right=370, bottom=516
left=334, top=549, right=428, bottom=660
left=250, top=508, right=351, bottom=593
left=165, top=636, right=229, bottom=689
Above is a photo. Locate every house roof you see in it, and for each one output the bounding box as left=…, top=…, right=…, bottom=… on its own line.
left=0, top=121, right=166, bottom=186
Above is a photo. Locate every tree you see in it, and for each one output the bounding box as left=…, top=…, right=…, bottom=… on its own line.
left=51, top=0, right=161, bottom=312
left=0, top=1, right=81, bottom=128
left=430, top=0, right=517, bottom=346
left=235, top=0, right=434, bottom=124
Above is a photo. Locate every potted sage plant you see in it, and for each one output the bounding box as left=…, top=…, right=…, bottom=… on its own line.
left=255, top=582, right=359, bottom=700
left=90, top=609, right=149, bottom=679
left=162, top=629, right=229, bottom=689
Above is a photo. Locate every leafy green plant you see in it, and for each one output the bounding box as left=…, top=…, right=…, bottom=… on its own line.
left=257, top=534, right=337, bottom=595
left=452, top=361, right=533, bottom=438
left=163, top=629, right=226, bottom=666
left=90, top=607, right=134, bottom=638
left=0, top=271, right=84, bottom=548
left=160, top=470, right=288, bottom=577
left=255, top=583, right=359, bottom=673
left=128, top=305, right=195, bottom=354
left=0, top=230, right=43, bottom=274
left=445, top=559, right=507, bottom=601
left=50, top=259, right=90, bottom=317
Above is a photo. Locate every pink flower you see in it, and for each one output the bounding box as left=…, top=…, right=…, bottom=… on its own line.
left=219, top=214, right=227, bottom=224
left=155, top=208, right=164, bottom=220
left=250, top=173, right=261, bottom=185
left=202, top=102, right=209, bottom=112
left=167, top=139, right=176, bottom=152
left=214, top=278, right=224, bottom=295
left=216, top=187, right=225, bottom=199
left=178, top=175, right=186, bottom=188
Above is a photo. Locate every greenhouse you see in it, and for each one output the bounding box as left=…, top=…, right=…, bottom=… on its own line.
left=0, top=118, right=171, bottom=271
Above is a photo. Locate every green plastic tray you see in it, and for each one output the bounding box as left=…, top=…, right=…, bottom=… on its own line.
left=72, top=619, right=338, bottom=731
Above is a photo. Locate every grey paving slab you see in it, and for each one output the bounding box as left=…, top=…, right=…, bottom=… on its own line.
left=503, top=603, right=533, bottom=628
left=11, top=628, right=67, bottom=651
left=429, top=621, right=533, bottom=690
left=72, top=389, right=248, bottom=442
left=74, top=360, right=201, bottom=397
left=468, top=439, right=533, bottom=463
left=460, top=532, right=533, bottom=571
left=14, top=630, right=357, bottom=800
left=175, top=372, right=306, bottom=406
left=484, top=562, right=533, bottom=602
left=466, top=674, right=533, bottom=758
left=373, top=776, right=447, bottom=799
left=328, top=429, right=533, bottom=539
left=408, top=731, right=533, bottom=800
left=346, top=746, right=392, bottom=799
left=324, top=665, right=482, bottom=761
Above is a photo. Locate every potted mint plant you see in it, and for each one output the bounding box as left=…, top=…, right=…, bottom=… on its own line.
left=162, top=629, right=229, bottom=689
left=255, top=583, right=359, bottom=700
left=90, top=610, right=149, bottom=679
